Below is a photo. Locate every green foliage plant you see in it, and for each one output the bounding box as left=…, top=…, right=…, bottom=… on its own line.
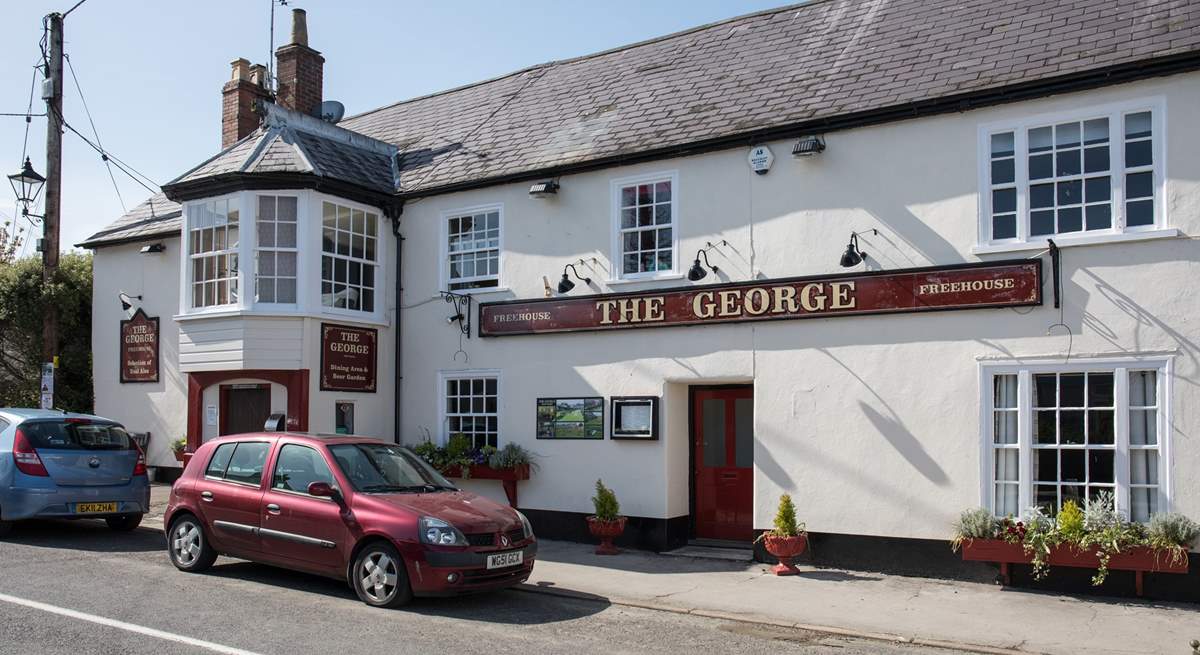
left=951, top=507, right=997, bottom=552
left=1147, top=513, right=1200, bottom=568
left=591, top=479, right=620, bottom=522
left=1020, top=506, right=1060, bottom=580
left=487, top=442, right=538, bottom=472
left=1056, top=500, right=1085, bottom=544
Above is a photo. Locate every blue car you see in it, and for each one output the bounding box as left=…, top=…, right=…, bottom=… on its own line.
left=0, top=409, right=150, bottom=536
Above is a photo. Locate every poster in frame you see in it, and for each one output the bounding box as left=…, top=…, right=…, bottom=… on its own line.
left=536, top=397, right=604, bottom=439
left=610, top=396, right=659, bottom=440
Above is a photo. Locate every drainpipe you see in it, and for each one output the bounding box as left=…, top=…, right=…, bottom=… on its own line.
left=389, top=203, right=405, bottom=445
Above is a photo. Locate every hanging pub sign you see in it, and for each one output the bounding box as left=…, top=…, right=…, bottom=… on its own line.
left=480, top=259, right=1041, bottom=337
left=320, top=323, right=377, bottom=392
left=120, top=308, right=159, bottom=383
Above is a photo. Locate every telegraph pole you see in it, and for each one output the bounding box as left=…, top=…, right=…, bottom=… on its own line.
left=41, top=12, right=63, bottom=407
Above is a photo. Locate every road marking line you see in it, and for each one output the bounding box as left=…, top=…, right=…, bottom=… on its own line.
left=0, top=592, right=263, bottom=655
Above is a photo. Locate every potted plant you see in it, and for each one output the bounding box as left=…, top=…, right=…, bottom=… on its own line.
left=758, top=493, right=808, bottom=575
left=586, top=479, right=625, bottom=555
left=171, top=437, right=187, bottom=464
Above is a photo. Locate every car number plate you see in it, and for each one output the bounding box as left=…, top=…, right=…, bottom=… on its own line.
left=486, top=550, right=523, bottom=569
left=76, top=502, right=117, bottom=514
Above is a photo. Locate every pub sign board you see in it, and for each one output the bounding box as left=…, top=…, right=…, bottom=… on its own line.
left=320, top=323, right=377, bottom=392
left=480, top=260, right=1041, bottom=337
left=120, top=308, right=159, bottom=383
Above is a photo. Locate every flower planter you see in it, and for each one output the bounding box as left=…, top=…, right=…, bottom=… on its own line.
left=763, top=533, right=808, bottom=576
left=586, top=516, right=627, bottom=555
left=173, top=450, right=186, bottom=464
left=440, top=464, right=531, bottom=507
left=960, top=538, right=1189, bottom=596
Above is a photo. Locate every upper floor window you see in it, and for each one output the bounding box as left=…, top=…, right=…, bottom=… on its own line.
left=981, top=100, right=1163, bottom=247
left=444, top=206, right=500, bottom=291
left=613, top=172, right=677, bottom=279
left=321, top=201, right=378, bottom=313
left=255, top=195, right=298, bottom=304
left=188, top=197, right=239, bottom=308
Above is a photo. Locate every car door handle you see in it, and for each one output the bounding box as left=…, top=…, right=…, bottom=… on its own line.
left=265, top=503, right=281, bottom=515
left=200, top=491, right=214, bottom=502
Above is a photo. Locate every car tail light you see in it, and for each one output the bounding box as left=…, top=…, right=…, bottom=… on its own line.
left=132, top=443, right=147, bottom=477
left=12, top=428, right=48, bottom=477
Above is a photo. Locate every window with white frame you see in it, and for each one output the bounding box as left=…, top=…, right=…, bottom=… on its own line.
left=615, top=174, right=675, bottom=277
left=984, top=363, right=1166, bottom=522
left=443, top=374, right=498, bottom=449
left=444, top=208, right=500, bottom=291
left=188, top=197, right=239, bottom=308
left=983, top=100, right=1162, bottom=245
left=320, top=201, right=378, bottom=312
left=255, top=195, right=298, bottom=304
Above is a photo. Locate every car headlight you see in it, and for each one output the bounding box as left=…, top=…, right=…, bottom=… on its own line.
left=419, top=516, right=467, bottom=546
left=515, top=510, right=534, bottom=540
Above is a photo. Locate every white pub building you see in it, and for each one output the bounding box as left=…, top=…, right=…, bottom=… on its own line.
left=82, top=1, right=1200, bottom=599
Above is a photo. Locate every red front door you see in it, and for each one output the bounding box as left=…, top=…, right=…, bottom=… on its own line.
left=692, top=386, right=754, bottom=541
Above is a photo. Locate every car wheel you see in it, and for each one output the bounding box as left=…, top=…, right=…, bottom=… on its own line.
left=105, top=513, right=143, bottom=532
left=352, top=542, right=412, bottom=608
left=167, top=515, right=217, bottom=573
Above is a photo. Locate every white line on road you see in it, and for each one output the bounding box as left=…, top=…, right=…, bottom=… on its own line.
left=0, top=591, right=263, bottom=655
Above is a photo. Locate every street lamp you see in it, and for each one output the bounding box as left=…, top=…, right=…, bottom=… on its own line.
left=8, top=157, right=46, bottom=217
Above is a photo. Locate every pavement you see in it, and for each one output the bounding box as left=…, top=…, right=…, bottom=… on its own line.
left=135, top=484, right=1199, bottom=655
left=0, top=514, right=965, bottom=655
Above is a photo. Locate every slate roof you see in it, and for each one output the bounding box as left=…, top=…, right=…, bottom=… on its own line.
left=86, top=0, right=1200, bottom=246
left=76, top=192, right=181, bottom=248
left=339, top=0, right=1200, bottom=195
left=166, top=104, right=398, bottom=195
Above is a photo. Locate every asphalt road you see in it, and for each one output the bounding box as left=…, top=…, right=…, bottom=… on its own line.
left=0, top=519, right=971, bottom=655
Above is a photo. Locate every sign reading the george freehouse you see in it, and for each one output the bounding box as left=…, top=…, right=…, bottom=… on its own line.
left=480, top=260, right=1042, bottom=337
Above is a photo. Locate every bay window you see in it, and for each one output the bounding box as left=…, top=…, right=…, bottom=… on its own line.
left=980, top=99, right=1165, bottom=247
left=255, top=195, right=298, bottom=304
left=187, top=197, right=239, bottom=308
left=321, top=200, right=379, bottom=312
left=983, top=361, right=1168, bottom=522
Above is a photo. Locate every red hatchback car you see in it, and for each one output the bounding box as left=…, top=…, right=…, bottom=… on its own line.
left=164, top=433, right=536, bottom=607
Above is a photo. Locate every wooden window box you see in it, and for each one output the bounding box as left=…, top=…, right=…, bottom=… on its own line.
left=960, top=538, right=1188, bottom=596
left=440, top=464, right=531, bottom=507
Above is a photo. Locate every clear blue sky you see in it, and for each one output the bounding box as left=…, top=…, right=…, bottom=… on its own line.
left=1, top=0, right=787, bottom=255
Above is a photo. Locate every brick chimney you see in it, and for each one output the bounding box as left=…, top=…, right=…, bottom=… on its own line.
left=221, top=58, right=271, bottom=148
left=275, top=8, right=324, bottom=117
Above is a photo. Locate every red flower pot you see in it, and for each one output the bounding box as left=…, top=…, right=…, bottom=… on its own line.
left=587, top=516, right=627, bottom=555
left=763, top=533, right=808, bottom=576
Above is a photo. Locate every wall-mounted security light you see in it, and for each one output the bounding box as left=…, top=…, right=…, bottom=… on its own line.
left=557, top=263, right=591, bottom=294
left=687, top=240, right=728, bottom=282
left=839, top=229, right=878, bottom=268
left=439, top=291, right=471, bottom=337
left=792, top=135, right=826, bottom=158
left=528, top=180, right=559, bottom=198
left=118, top=291, right=142, bottom=312
left=139, top=243, right=165, bottom=254
left=446, top=312, right=465, bottom=325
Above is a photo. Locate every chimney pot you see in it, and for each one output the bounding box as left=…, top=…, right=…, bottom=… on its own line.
left=248, top=63, right=268, bottom=89
left=291, top=9, right=308, bottom=47
left=230, top=58, right=250, bottom=81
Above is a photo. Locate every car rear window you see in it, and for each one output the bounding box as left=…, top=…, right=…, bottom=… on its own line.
left=223, top=442, right=270, bottom=486
left=20, top=421, right=134, bottom=450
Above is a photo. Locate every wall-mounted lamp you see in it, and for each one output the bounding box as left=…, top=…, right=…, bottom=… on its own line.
left=118, top=292, right=142, bottom=312
left=446, top=312, right=465, bottom=325
left=839, top=229, right=877, bottom=268
left=557, top=263, right=591, bottom=294
left=528, top=180, right=559, bottom=198
left=792, top=135, right=826, bottom=158
left=687, top=240, right=728, bottom=281
left=139, top=243, right=165, bottom=254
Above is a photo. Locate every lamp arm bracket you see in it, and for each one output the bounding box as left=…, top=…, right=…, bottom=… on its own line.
left=439, top=291, right=472, bottom=338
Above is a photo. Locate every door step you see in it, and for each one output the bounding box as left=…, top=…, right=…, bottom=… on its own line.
left=661, top=544, right=754, bottom=563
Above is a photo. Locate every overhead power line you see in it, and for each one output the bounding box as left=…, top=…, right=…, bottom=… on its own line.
left=64, top=53, right=126, bottom=211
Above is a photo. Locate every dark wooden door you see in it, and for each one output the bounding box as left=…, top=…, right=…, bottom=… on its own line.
left=221, top=385, right=271, bottom=436
left=692, top=386, right=754, bottom=541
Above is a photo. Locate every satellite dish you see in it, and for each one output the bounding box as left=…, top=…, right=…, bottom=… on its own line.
left=319, top=100, right=345, bottom=124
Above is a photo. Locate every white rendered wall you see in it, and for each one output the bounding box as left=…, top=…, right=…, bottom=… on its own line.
left=396, top=73, right=1200, bottom=539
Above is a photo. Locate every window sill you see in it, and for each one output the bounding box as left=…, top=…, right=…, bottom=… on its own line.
left=435, top=286, right=511, bottom=298
left=971, top=228, right=1179, bottom=255
left=606, top=273, right=685, bottom=286
left=174, top=308, right=390, bottom=327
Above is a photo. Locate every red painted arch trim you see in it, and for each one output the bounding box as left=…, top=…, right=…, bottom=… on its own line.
left=186, top=369, right=309, bottom=451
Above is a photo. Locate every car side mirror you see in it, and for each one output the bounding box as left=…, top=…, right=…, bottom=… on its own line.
left=308, top=481, right=342, bottom=504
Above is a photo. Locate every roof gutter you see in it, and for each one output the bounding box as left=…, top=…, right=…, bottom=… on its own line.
left=398, top=50, right=1200, bottom=200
